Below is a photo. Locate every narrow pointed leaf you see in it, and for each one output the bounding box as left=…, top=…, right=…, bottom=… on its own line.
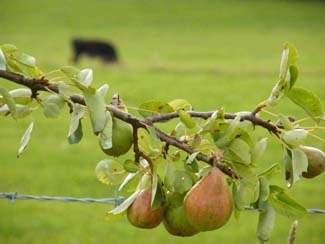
left=109, top=189, right=141, bottom=215
left=17, top=121, right=34, bottom=157
left=76, top=68, right=93, bottom=87
left=68, top=103, right=85, bottom=144
left=257, top=202, right=275, bottom=244
left=291, top=148, right=308, bottom=185
left=99, top=111, right=112, bottom=149
left=251, top=138, right=268, bottom=163
left=138, top=100, right=174, bottom=117
left=178, top=109, right=196, bottom=129
left=151, top=173, right=158, bottom=207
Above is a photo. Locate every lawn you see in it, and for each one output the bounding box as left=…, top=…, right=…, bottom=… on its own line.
left=0, top=0, right=325, bottom=243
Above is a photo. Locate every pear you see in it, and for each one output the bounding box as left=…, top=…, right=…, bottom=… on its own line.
left=101, top=117, right=133, bottom=157
left=163, top=192, right=199, bottom=237
left=127, top=188, right=164, bottom=229
left=183, top=167, right=233, bottom=231
left=301, top=146, right=325, bottom=179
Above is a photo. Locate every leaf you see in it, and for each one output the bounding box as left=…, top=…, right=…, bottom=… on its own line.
left=0, top=48, right=6, bottom=70
left=288, top=87, right=323, bottom=123
left=98, top=111, right=112, bottom=149
left=15, top=53, right=36, bottom=67
left=76, top=68, right=93, bottom=88
left=17, top=121, right=34, bottom=157
left=151, top=178, right=164, bottom=210
left=289, top=65, right=298, bottom=89
left=57, top=81, right=73, bottom=97
left=60, top=66, right=80, bottom=77
left=123, top=160, right=139, bottom=173
left=43, top=94, right=65, bottom=108
left=228, top=138, right=251, bottom=164
left=257, top=202, right=275, bottom=244
left=268, top=79, right=287, bottom=106
left=0, top=44, right=17, bottom=54
left=282, top=129, right=308, bottom=148
left=0, top=86, right=16, bottom=118
left=138, top=128, right=162, bottom=157
left=277, top=114, right=294, bottom=130
left=84, top=89, right=107, bottom=134
left=251, top=138, right=268, bottom=163
left=118, top=172, right=141, bottom=192
left=43, top=103, right=60, bottom=118
left=178, top=109, right=196, bottom=129
left=109, top=189, right=141, bottom=215
left=168, top=99, right=192, bottom=111
left=8, top=88, right=32, bottom=105
left=269, top=185, right=307, bottom=218
left=215, top=115, right=241, bottom=147
left=15, top=104, right=32, bottom=118
left=258, top=163, right=281, bottom=180
left=185, top=152, right=200, bottom=173
left=68, top=103, right=85, bottom=144
left=279, top=43, right=298, bottom=81
left=258, top=176, right=270, bottom=203
left=151, top=173, right=158, bottom=207
left=95, top=159, right=126, bottom=185
left=173, top=170, right=193, bottom=194
left=290, top=148, right=308, bottom=185
left=164, top=160, right=175, bottom=191
left=138, top=100, right=174, bottom=117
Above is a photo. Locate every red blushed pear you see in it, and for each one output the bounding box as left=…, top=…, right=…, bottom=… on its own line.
left=127, top=188, right=164, bottom=229
left=183, top=167, right=233, bottom=232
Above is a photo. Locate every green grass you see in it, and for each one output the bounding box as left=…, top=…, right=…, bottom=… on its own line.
left=1, top=0, right=325, bottom=243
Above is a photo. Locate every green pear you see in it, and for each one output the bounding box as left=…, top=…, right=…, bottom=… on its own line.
left=163, top=192, right=199, bottom=237
left=101, top=117, right=133, bottom=157
left=301, top=146, right=325, bottom=178
left=127, top=188, right=164, bottom=229
left=183, top=167, right=233, bottom=231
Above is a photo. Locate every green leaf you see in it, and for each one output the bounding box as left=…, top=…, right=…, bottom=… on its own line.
left=43, top=94, right=65, bottom=108
left=164, top=160, right=175, bottom=191
left=95, top=159, right=126, bottom=185
left=258, top=163, right=281, bottom=180
left=290, top=148, right=308, bottom=186
left=168, top=99, right=192, bottom=111
left=8, top=88, right=32, bottom=105
left=98, top=111, right=113, bottom=149
left=288, top=87, right=323, bottom=123
left=118, top=172, right=141, bottom=192
left=257, top=202, right=275, bottom=244
left=0, top=86, right=16, bottom=118
left=151, top=178, right=164, bottom=210
left=68, top=103, right=85, bottom=144
left=215, top=115, right=241, bottom=147
left=43, top=103, right=60, bottom=118
left=258, top=176, right=270, bottom=203
left=268, top=79, right=287, bottom=106
left=84, top=88, right=107, bottom=134
left=282, top=129, right=308, bottom=148
left=60, top=66, right=80, bottom=77
left=138, top=100, right=174, bottom=117
left=279, top=43, right=298, bottom=81
left=151, top=173, right=158, bottom=207
left=184, top=152, right=200, bottom=173
left=76, top=68, right=93, bottom=88
left=178, top=109, right=196, bottom=129
left=15, top=53, right=36, bottom=67
left=0, top=44, right=17, bottom=54
left=228, top=138, right=251, bottom=164
left=138, top=128, right=162, bottom=157
left=108, top=189, right=141, bottom=215
left=251, top=138, right=268, bottom=163
left=269, top=185, right=307, bottom=218
left=57, top=81, right=73, bottom=97
left=123, top=160, right=139, bottom=173
left=17, top=121, right=34, bottom=157
left=173, top=170, right=193, bottom=194
left=15, top=104, right=32, bottom=118
left=289, top=65, right=298, bottom=89
left=0, top=48, right=6, bottom=70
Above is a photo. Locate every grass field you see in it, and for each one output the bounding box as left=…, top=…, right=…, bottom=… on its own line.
left=1, top=0, right=325, bottom=243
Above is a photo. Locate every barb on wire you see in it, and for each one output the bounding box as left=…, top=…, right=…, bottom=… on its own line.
left=1, top=192, right=325, bottom=214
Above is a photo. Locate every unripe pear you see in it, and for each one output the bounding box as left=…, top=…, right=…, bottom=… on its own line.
left=183, top=167, right=233, bottom=231
left=301, top=146, right=325, bottom=178
left=127, top=188, right=164, bottom=229
left=101, top=117, right=133, bottom=157
left=163, top=192, right=199, bottom=237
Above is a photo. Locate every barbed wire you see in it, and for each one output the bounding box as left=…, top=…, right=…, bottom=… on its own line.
left=1, top=192, right=325, bottom=214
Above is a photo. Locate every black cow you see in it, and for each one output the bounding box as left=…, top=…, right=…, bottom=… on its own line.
left=71, top=38, right=118, bottom=64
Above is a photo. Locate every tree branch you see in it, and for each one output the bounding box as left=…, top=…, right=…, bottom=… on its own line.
left=0, top=69, right=281, bottom=179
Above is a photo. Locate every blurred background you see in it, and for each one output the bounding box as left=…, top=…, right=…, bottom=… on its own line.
left=0, top=0, right=324, bottom=243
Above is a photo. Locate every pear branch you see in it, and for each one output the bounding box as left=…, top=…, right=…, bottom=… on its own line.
left=0, top=69, right=281, bottom=178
